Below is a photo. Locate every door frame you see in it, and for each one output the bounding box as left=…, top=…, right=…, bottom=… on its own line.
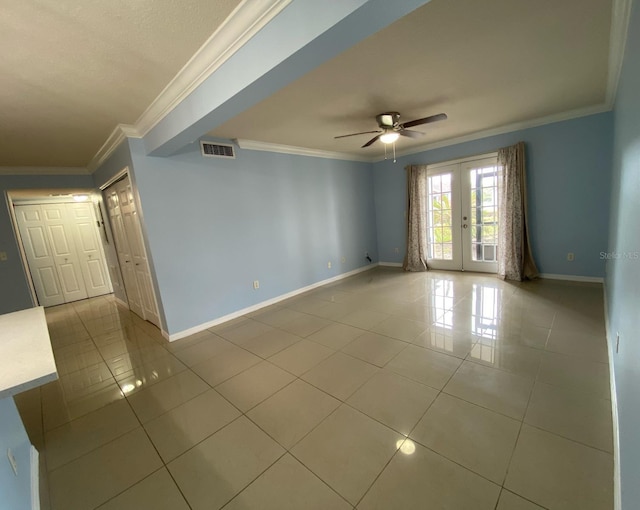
left=425, top=152, right=498, bottom=273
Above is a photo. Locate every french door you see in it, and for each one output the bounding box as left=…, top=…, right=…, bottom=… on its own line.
left=426, top=156, right=499, bottom=273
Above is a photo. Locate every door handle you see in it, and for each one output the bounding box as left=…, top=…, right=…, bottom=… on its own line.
left=135, top=263, right=140, bottom=266
left=125, top=260, right=130, bottom=263
left=463, top=224, right=468, bottom=229
left=64, top=257, right=68, bottom=262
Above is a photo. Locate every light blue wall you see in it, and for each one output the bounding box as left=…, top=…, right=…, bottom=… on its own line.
left=373, top=113, right=613, bottom=277
left=0, top=397, right=35, bottom=510
left=127, top=138, right=378, bottom=334
left=0, top=173, right=95, bottom=314
left=607, top=1, right=640, bottom=508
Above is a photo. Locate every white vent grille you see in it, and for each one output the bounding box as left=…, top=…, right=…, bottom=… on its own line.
left=200, top=141, right=235, bottom=159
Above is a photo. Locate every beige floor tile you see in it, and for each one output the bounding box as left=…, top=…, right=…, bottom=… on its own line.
left=53, top=340, right=103, bottom=376
left=538, top=352, right=610, bottom=399
left=218, top=319, right=277, bottom=344
left=42, top=380, right=125, bottom=431
left=411, top=393, right=520, bottom=484
left=93, top=328, right=159, bottom=359
left=239, top=328, right=302, bottom=358
left=83, top=313, right=134, bottom=337
left=268, top=339, right=334, bottom=376
left=291, top=405, right=402, bottom=505
left=486, top=323, right=550, bottom=350
left=216, top=361, right=296, bottom=412
left=371, top=316, right=428, bottom=343
left=251, top=307, right=307, bottom=327
left=496, top=490, right=546, bottom=510
left=144, top=389, right=241, bottom=462
left=307, top=322, right=365, bottom=349
left=525, top=381, right=613, bottom=452
left=302, top=352, right=379, bottom=400
left=348, top=370, right=438, bottom=435
left=127, top=370, right=209, bottom=423
left=287, top=296, right=336, bottom=315
left=163, top=328, right=228, bottom=352
left=444, top=361, right=533, bottom=419
left=96, top=468, right=190, bottom=510
left=247, top=379, right=340, bottom=449
left=191, top=345, right=262, bottom=386
left=115, top=355, right=187, bottom=396
left=386, top=345, right=462, bottom=390
left=104, top=344, right=174, bottom=377
left=545, top=330, right=609, bottom=363
left=341, top=331, right=407, bottom=367
left=48, top=427, right=162, bottom=510
left=310, top=301, right=353, bottom=320
left=339, top=308, right=390, bottom=329
left=45, top=399, right=139, bottom=471
left=411, top=327, right=477, bottom=358
left=58, top=362, right=116, bottom=399
left=279, top=314, right=331, bottom=337
left=467, top=343, right=543, bottom=378
left=14, top=387, right=44, bottom=449
left=168, top=416, right=284, bottom=510
left=505, top=425, right=613, bottom=510
left=224, top=454, right=351, bottom=510
left=173, top=334, right=237, bottom=366
left=357, top=441, right=500, bottom=510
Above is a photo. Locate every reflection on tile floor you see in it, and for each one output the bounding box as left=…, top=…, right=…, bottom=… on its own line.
left=13, top=268, right=614, bottom=509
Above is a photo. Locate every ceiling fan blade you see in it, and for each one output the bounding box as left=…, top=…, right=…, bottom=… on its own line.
left=334, top=130, right=381, bottom=139
left=362, top=135, right=381, bottom=148
left=399, top=129, right=424, bottom=139
left=400, top=113, right=448, bottom=129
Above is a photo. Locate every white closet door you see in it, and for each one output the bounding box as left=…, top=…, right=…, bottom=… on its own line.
left=15, top=205, right=65, bottom=307
left=66, top=202, right=113, bottom=298
left=117, top=179, right=160, bottom=327
left=41, top=204, right=89, bottom=302
left=104, top=183, right=145, bottom=320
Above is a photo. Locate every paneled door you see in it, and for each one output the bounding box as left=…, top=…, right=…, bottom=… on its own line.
left=67, top=202, right=113, bottom=298
left=104, top=176, right=160, bottom=327
left=14, top=206, right=66, bottom=307
left=426, top=156, right=499, bottom=273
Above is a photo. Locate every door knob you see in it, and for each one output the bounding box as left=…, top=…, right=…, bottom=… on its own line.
left=135, top=263, right=140, bottom=266
left=64, top=257, right=68, bottom=262
left=463, top=224, right=468, bottom=229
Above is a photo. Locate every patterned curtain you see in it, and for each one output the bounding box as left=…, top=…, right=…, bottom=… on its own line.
left=403, top=165, right=429, bottom=272
left=497, top=142, right=539, bottom=281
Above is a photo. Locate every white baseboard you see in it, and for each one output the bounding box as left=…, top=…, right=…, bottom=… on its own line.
left=167, top=264, right=378, bottom=341
left=30, top=445, right=39, bottom=510
left=538, top=273, right=604, bottom=283
left=602, top=281, right=621, bottom=510
left=379, top=262, right=403, bottom=267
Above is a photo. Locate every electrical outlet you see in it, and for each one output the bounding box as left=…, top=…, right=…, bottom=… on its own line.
left=567, top=252, right=575, bottom=261
left=7, top=448, right=17, bottom=476
left=341, top=256, right=346, bottom=263
left=253, top=280, right=259, bottom=290
left=0, top=251, right=7, bottom=262
left=327, top=261, right=332, bottom=269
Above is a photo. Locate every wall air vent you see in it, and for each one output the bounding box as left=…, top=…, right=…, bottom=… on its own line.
left=200, top=141, right=235, bottom=159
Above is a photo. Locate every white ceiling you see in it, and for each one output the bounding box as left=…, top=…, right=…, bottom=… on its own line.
left=211, top=0, right=612, bottom=158
left=0, top=0, right=241, bottom=167
left=0, top=0, right=614, bottom=167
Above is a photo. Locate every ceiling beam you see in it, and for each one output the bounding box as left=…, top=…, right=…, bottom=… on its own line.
left=142, top=0, right=433, bottom=157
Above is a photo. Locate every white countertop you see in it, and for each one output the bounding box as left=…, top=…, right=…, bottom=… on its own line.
left=0, top=306, right=58, bottom=399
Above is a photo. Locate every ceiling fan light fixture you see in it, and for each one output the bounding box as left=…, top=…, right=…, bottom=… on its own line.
left=379, top=131, right=399, bottom=144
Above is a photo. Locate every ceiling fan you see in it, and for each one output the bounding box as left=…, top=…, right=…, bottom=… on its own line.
left=335, top=111, right=448, bottom=148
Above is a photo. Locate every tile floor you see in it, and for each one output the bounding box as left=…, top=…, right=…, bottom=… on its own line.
left=13, top=268, right=614, bottom=509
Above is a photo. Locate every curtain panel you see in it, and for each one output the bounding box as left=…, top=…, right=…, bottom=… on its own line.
left=403, top=165, right=429, bottom=272
left=497, top=142, right=539, bottom=281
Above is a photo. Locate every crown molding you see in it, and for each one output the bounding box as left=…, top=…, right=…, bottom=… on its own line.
left=606, top=0, right=633, bottom=107
left=135, top=0, right=292, bottom=138
left=87, top=124, right=139, bottom=173
left=235, top=139, right=372, bottom=162
left=375, top=103, right=612, bottom=163
left=0, top=166, right=90, bottom=176
left=85, top=0, right=290, bottom=174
